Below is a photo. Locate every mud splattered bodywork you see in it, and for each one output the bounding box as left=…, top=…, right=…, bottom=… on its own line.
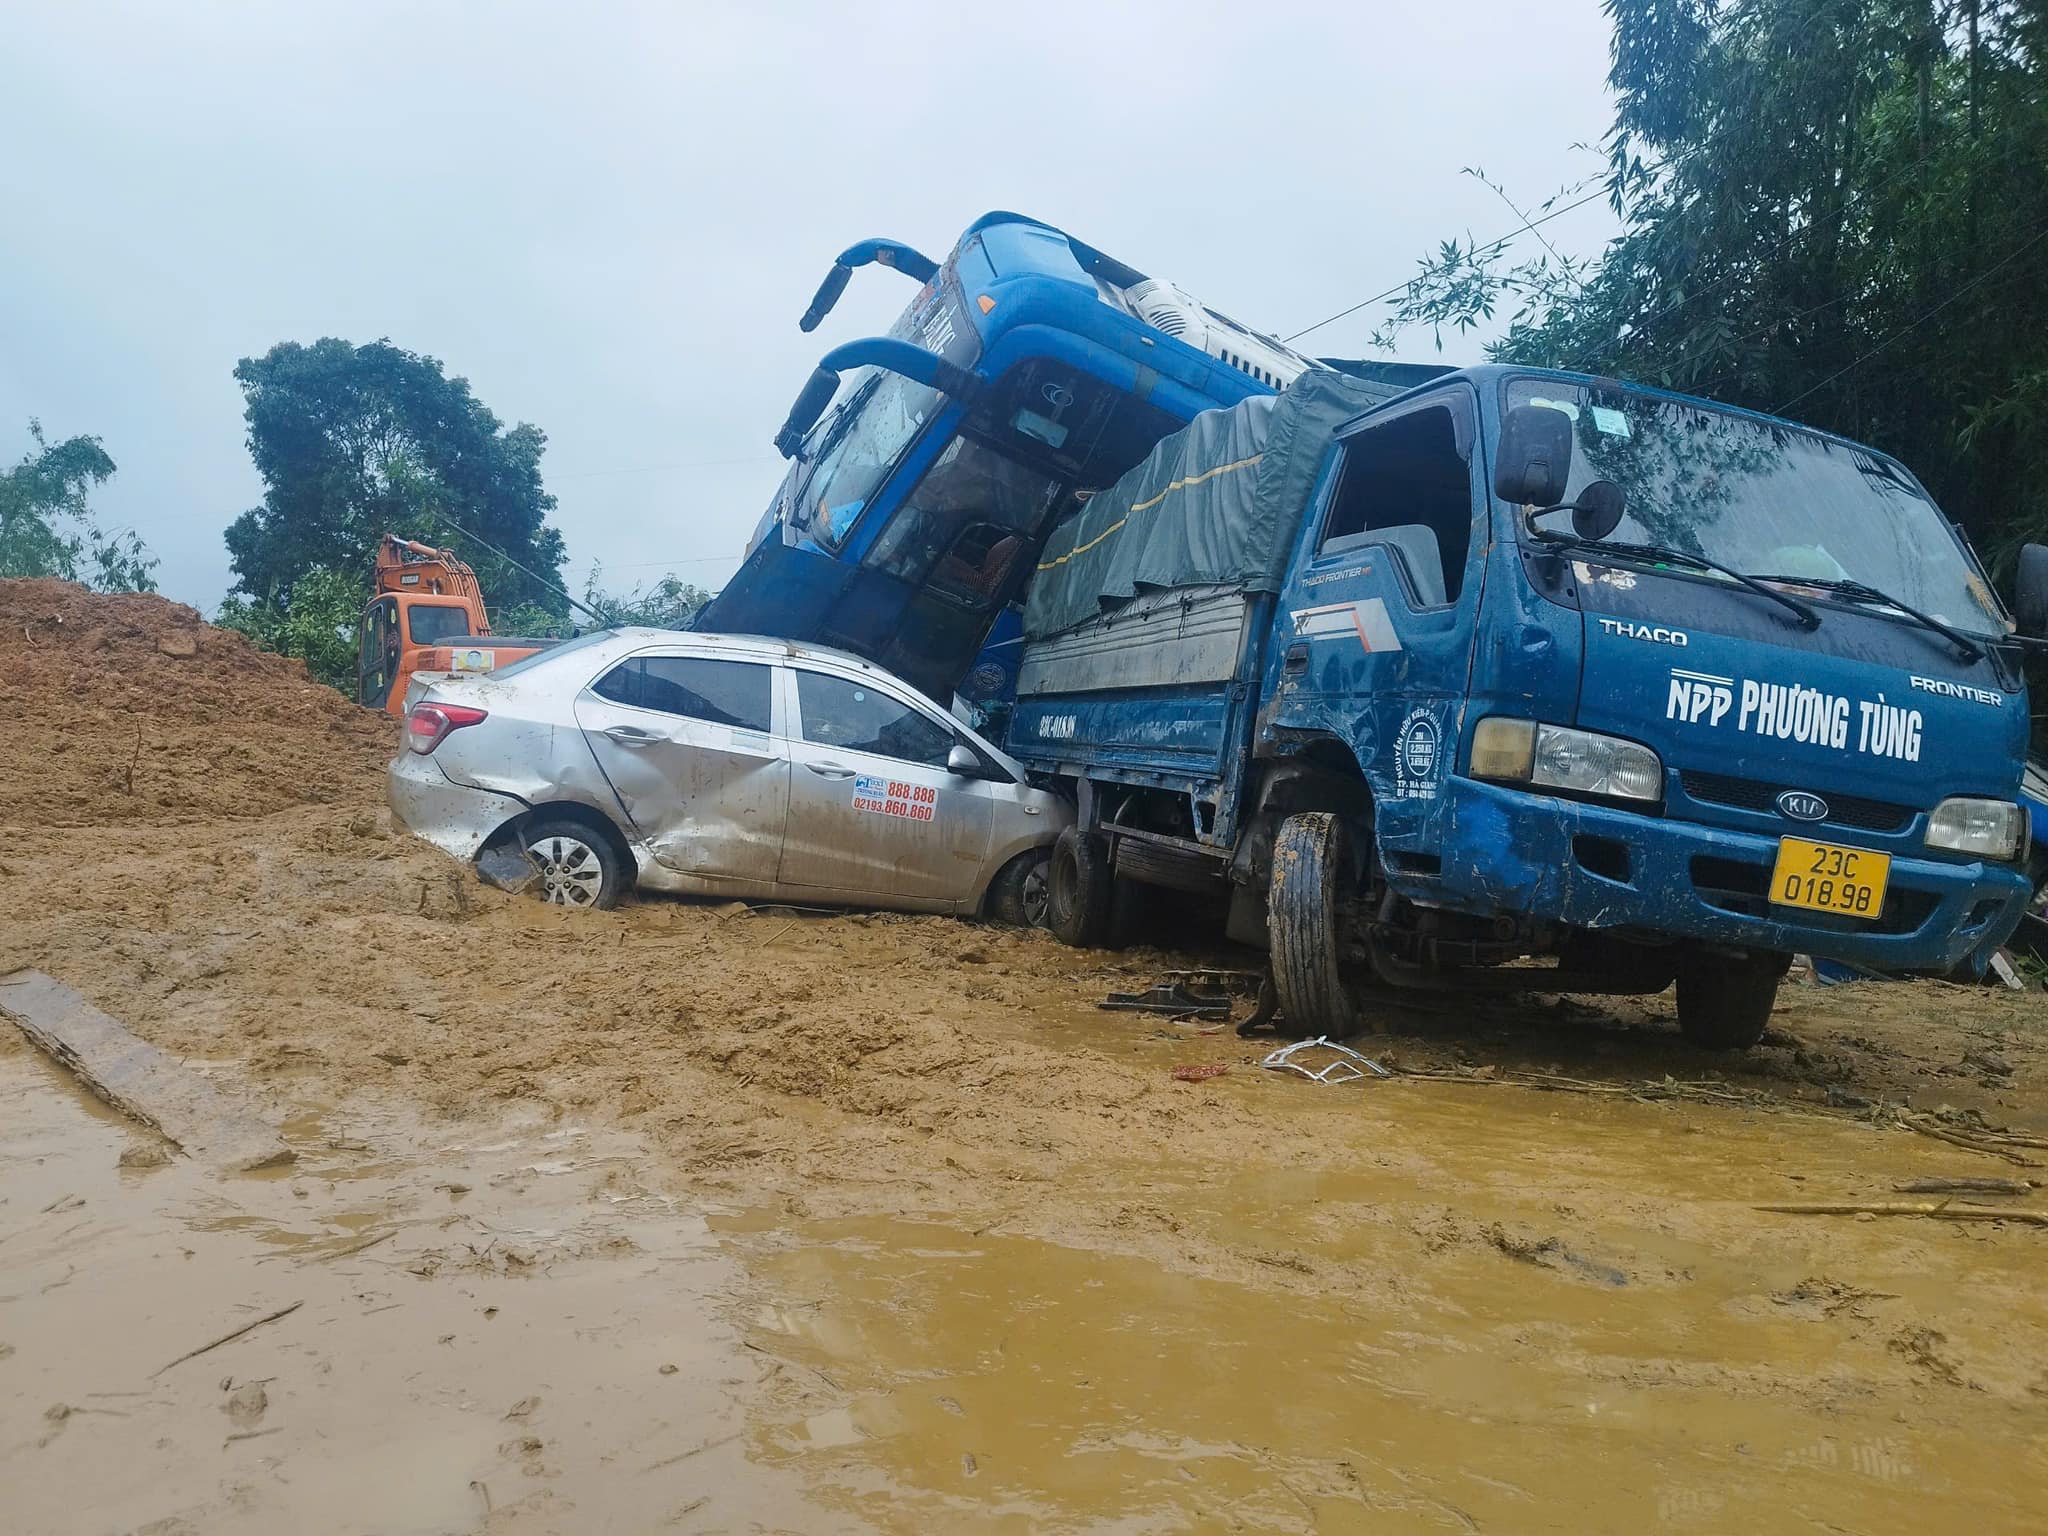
left=1011, top=364, right=2033, bottom=998
left=389, top=629, right=1069, bottom=917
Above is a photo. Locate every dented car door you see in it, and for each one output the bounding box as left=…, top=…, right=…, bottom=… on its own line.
left=573, top=650, right=789, bottom=884
left=776, top=663, right=994, bottom=903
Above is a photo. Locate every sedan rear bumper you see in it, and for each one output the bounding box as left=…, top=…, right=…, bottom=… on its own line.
left=387, top=751, right=528, bottom=862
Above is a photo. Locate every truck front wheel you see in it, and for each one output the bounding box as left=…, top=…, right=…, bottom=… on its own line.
left=1047, top=827, right=1113, bottom=948
left=1674, top=958, right=1778, bottom=1050
left=1268, top=812, right=1358, bottom=1038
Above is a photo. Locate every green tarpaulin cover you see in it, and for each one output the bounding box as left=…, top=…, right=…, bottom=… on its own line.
left=1023, top=370, right=1405, bottom=640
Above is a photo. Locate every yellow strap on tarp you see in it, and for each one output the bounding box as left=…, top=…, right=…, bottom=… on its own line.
left=1035, top=452, right=1264, bottom=572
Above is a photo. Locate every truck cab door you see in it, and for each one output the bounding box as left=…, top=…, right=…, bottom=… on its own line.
left=1265, top=385, right=1486, bottom=836
left=777, top=664, right=995, bottom=905
left=572, top=650, right=789, bottom=885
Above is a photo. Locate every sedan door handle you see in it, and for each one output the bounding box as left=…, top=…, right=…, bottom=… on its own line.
left=805, top=761, right=856, bottom=779
left=603, top=725, right=660, bottom=746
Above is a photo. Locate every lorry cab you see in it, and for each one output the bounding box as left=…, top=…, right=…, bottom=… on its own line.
left=697, top=213, right=1366, bottom=715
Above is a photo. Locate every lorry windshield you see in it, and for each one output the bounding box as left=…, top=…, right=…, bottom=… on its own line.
left=1508, top=378, right=2005, bottom=637
left=799, top=369, right=945, bottom=548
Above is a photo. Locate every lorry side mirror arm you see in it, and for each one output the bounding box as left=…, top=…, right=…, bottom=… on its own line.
left=798, top=238, right=942, bottom=333
left=773, top=338, right=982, bottom=459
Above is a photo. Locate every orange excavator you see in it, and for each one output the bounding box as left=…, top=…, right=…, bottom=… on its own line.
left=355, top=536, right=565, bottom=714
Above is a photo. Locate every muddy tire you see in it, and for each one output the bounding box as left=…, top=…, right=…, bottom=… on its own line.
left=1047, top=827, right=1113, bottom=948
left=985, top=848, right=1052, bottom=928
left=1268, top=812, right=1356, bottom=1038
left=522, top=819, right=625, bottom=910
left=1675, top=961, right=1777, bottom=1050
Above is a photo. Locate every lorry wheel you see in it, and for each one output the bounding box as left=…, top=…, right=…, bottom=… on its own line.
left=1047, top=828, right=1113, bottom=948
left=523, top=820, right=624, bottom=910
left=1674, top=960, right=1777, bottom=1050
left=1268, top=812, right=1357, bottom=1038
left=985, top=849, right=1052, bottom=928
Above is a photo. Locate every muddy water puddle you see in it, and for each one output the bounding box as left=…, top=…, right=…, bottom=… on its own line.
left=0, top=1038, right=836, bottom=1535
left=726, top=1078, right=2048, bottom=1534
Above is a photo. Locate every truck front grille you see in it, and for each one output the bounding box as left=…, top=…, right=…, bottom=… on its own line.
left=1678, top=771, right=1914, bottom=834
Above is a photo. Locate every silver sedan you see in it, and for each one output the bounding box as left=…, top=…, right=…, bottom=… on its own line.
left=388, top=627, right=1070, bottom=919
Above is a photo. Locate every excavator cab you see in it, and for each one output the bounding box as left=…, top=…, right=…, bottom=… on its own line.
left=356, top=535, right=558, bottom=714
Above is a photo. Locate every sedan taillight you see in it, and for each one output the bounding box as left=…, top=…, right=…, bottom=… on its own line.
left=407, top=702, right=488, bottom=754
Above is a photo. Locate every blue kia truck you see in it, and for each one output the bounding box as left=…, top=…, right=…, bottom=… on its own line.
left=694, top=212, right=1441, bottom=716
left=1009, top=366, right=2048, bottom=1048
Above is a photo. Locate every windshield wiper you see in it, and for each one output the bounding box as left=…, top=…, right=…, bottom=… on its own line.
left=1533, top=530, right=1821, bottom=631
left=1745, top=574, right=1986, bottom=662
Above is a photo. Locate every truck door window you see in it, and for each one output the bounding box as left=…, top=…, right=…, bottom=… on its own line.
left=1320, top=401, right=1476, bottom=606
left=357, top=597, right=399, bottom=706
left=795, top=670, right=954, bottom=769
left=590, top=656, right=773, bottom=732
left=407, top=603, right=471, bottom=644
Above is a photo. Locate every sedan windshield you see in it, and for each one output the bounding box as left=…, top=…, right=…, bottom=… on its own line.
left=1508, top=378, right=2005, bottom=636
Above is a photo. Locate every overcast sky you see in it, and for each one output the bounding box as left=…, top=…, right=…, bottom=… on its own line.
left=1, top=2, right=1619, bottom=614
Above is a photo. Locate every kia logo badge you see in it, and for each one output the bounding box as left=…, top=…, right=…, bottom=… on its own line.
left=1777, top=790, right=1829, bottom=822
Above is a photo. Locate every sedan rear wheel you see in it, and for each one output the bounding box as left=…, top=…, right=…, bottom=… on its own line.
left=523, top=821, right=624, bottom=910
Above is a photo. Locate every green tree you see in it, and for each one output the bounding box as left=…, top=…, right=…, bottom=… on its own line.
left=579, top=565, right=712, bottom=630
left=223, top=338, right=569, bottom=616
left=215, top=567, right=363, bottom=691
left=1367, top=0, right=2048, bottom=571
left=0, top=420, right=157, bottom=591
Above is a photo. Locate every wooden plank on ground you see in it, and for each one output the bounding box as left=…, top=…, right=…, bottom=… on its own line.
left=0, top=970, right=294, bottom=1172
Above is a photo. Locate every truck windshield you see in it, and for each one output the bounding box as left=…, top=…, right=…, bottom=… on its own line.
left=1508, top=378, right=2005, bottom=637
left=798, top=368, right=945, bottom=548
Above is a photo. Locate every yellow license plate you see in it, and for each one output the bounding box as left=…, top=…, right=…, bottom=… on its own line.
left=1769, top=837, right=1891, bottom=918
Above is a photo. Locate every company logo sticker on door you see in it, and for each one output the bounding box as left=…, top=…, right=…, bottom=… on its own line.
left=853, top=774, right=937, bottom=823
left=1289, top=599, right=1401, bottom=652
left=1392, top=709, right=1442, bottom=800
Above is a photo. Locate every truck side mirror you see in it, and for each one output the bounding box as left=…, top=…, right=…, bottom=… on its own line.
left=2016, top=543, right=2048, bottom=636
left=1494, top=405, right=1574, bottom=507
left=1572, top=480, right=1627, bottom=541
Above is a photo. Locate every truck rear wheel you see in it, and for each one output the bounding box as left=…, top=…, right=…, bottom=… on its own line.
left=1047, top=827, right=1113, bottom=948
left=1675, top=960, right=1778, bottom=1050
left=1268, top=812, right=1357, bottom=1038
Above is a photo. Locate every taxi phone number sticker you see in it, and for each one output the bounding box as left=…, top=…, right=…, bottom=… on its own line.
left=852, top=774, right=937, bottom=823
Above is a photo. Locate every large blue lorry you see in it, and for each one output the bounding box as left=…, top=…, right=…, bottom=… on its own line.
left=1007, top=365, right=2048, bottom=1047
left=695, top=212, right=1440, bottom=713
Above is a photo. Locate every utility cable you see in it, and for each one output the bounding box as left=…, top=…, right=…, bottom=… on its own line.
left=1281, top=187, right=1609, bottom=345
left=1771, top=221, right=2048, bottom=416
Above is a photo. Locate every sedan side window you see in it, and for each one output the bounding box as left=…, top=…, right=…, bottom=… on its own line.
left=795, top=670, right=953, bottom=768
left=589, top=656, right=773, bottom=732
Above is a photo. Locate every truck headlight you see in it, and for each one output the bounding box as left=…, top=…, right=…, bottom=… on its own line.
left=1925, top=797, right=2027, bottom=861
left=1471, top=718, right=1663, bottom=803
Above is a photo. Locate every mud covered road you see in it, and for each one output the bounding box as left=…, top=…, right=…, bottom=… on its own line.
left=2, top=583, right=2046, bottom=1532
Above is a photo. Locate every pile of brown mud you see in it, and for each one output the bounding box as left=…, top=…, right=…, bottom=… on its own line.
left=0, top=578, right=394, bottom=827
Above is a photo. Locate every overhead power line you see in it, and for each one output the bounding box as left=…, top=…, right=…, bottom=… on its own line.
left=1282, top=186, right=1610, bottom=345
left=1771, top=221, right=2048, bottom=416
left=551, top=453, right=779, bottom=483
